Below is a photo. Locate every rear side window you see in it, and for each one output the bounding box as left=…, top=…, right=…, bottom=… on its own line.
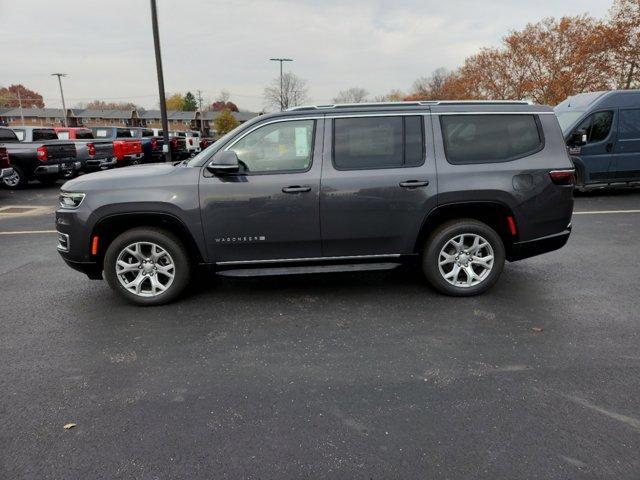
left=116, top=128, right=132, bottom=138
left=33, top=129, right=58, bottom=141
left=142, top=129, right=154, bottom=137
left=333, top=116, right=424, bottom=170
left=440, top=114, right=543, bottom=164
left=76, top=130, right=93, bottom=139
left=575, top=111, right=614, bottom=143
left=618, top=109, right=640, bottom=139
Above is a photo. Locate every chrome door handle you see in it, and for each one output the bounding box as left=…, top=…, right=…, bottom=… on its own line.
left=282, top=185, right=311, bottom=193
left=399, top=180, right=429, bottom=188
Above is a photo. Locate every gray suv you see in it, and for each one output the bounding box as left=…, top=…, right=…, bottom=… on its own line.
left=56, top=101, right=574, bottom=305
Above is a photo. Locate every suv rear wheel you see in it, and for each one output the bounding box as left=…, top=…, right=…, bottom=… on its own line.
left=103, top=227, right=191, bottom=306
left=422, top=219, right=505, bottom=296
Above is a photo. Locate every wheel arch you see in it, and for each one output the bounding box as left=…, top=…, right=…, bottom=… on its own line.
left=91, top=211, right=205, bottom=268
left=413, top=201, right=519, bottom=258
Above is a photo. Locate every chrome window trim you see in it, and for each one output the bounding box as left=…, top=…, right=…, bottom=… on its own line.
left=223, top=117, right=323, bottom=152
left=216, top=253, right=402, bottom=266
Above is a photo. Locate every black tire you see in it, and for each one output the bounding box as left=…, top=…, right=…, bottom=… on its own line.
left=422, top=218, right=505, bottom=296
left=61, top=168, right=78, bottom=180
left=2, top=165, right=27, bottom=189
left=103, top=227, right=191, bottom=306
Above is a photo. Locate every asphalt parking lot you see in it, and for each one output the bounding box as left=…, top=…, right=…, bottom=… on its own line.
left=1, top=183, right=639, bottom=479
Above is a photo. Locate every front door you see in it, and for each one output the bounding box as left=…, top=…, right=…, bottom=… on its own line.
left=572, top=110, right=616, bottom=184
left=611, top=107, right=640, bottom=182
left=199, top=118, right=324, bottom=263
left=320, top=114, right=437, bottom=257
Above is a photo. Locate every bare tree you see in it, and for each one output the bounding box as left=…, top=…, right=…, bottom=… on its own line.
left=372, top=89, right=405, bottom=102
left=217, top=89, right=231, bottom=103
left=333, top=87, right=369, bottom=104
left=264, top=72, right=309, bottom=111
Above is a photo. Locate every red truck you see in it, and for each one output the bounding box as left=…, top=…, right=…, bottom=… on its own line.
left=90, top=127, right=143, bottom=166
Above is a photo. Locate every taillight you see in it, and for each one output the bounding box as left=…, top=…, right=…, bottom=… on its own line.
left=188, top=138, right=193, bottom=145
left=151, top=138, right=158, bottom=151
left=549, top=169, right=575, bottom=186
left=113, top=141, right=124, bottom=161
left=37, top=146, right=48, bottom=162
left=170, top=137, right=178, bottom=148
left=0, top=148, right=8, bottom=168
left=87, top=143, right=96, bottom=157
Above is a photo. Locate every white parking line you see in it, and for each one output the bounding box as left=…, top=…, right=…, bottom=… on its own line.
left=574, top=210, right=640, bottom=215
left=0, top=230, right=57, bottom=235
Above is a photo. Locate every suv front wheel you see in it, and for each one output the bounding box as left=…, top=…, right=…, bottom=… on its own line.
left=422, top=219, right=505, bottom=296
left=104, top=227, right=191, bottom=306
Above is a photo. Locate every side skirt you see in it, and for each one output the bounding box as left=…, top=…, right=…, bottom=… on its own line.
left=216, top=262, right=403, bottom=278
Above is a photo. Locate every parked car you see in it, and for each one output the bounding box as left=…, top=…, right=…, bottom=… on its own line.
left=200, top=137, right=215, bottom=150
left=54, top=127, right=116, bottom=176
left=56, top=100, right=574, bottom=305
left=170, top=130, right=201, bottom=156
left=0, top=146, right=13, bottom=180
left=555, top=90, right=640, bottom=190
left=128, top=127, right=162, bottom=163
left=151, top=129, right=189, bottom=160
left=1, top=126, right=78, bottom=189
left=91, top=127, right=143, bottom=166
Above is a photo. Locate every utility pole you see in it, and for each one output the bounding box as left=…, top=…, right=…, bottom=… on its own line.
left=51, top=73, right=68, bottom=127
left=150, top=0, right=171, bottom=161
left=197, top=89, right=204, bottom=136
left=17, top=90, right=25, bottom=124
left=269, top=58, right=293, bottom=111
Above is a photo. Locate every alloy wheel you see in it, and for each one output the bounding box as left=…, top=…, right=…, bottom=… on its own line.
left=115, top=241, right=175, bottom=297
left=438, top=233, right=494, bottom=288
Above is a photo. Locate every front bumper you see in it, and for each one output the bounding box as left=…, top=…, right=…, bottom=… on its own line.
left=508, top=228, right=571, bottom=261
left=0, top=167, right=14, bottom=179
left=60, top=256, right=103, bottom=280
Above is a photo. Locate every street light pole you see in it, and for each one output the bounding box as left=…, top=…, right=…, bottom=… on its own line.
left=150, top=0, right=171, bottom=162
left=269, top=58, right=293, bottom=111
left=51, top=73, right=68, bottom=127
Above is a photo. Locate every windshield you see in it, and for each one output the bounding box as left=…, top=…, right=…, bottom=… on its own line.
left=555, top=111, right=584, bottom=134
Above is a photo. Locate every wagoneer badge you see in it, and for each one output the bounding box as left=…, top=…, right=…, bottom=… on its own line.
left=215, top=236, right=266, bottom=243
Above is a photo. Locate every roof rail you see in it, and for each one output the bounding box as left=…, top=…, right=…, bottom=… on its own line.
left=287, top=100, right=532, bottom=111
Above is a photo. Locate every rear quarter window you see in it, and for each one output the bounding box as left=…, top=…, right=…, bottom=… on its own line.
left=33, top=129, right=58, bottom=141
left=440, top=114, right=543, bottom=164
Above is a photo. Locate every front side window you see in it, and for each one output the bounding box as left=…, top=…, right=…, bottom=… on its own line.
left=440, top=114, right=542, bottom=164
left=13, top=129, right=25, bottom=141
left=333, top=116, right=424, bottom=170
left=229, top=119, right=314, bottom=173
left=574, top=111, right=613, bottom=144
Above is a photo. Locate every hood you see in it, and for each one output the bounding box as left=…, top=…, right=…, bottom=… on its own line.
left=62, top=163, right=183, bottom=192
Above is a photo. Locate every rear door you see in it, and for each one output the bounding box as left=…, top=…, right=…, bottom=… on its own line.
left=320, top=112, right=437, bottom=257
left=611, top=107, right=640, bottom=182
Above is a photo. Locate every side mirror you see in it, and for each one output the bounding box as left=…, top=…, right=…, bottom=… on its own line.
left=569, top=129, right=588, bottom=147
left=207, top=150, right=239, bottom=174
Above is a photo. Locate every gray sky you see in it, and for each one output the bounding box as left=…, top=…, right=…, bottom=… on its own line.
left=1, top=0, right=611, bottom=112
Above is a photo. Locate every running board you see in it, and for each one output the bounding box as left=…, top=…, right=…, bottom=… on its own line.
left=216, top=262, right=402, bottom=278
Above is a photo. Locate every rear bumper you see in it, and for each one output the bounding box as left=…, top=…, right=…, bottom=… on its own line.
left=0, top=167, right=14, bottom=179
left=35, top=160, right=81, bottom=175
left=85, top=157, right=117, bottom=171
left=507, top=228, right=571, bottom=262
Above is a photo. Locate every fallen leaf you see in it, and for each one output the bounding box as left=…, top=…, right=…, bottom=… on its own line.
left=63, top=423, right=76, bottom=430
left=531, top=327, right=544, bottom=332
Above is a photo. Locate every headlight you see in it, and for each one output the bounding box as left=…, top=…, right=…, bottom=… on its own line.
left=59, top=192, right=85, bottom=209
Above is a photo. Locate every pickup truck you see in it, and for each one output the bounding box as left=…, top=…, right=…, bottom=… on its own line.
left=0, top=146, right=13, bottom=180
left=91, top=127, right=143, bottom=166
left=170, top=130, right=201, bottom=156
left=128, top=127, right=162, bottom=163
left=0, top=126, right=78, bottom=189
left=54, top=127, right=117, bottom=176
left=151, top=128, right=189, bottom=160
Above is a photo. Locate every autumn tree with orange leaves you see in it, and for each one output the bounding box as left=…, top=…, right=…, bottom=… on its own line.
left=407, top=0, right=640, bottom=105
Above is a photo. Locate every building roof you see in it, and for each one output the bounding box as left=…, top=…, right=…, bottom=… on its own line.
left=74, top=109, right=133, bottom=119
